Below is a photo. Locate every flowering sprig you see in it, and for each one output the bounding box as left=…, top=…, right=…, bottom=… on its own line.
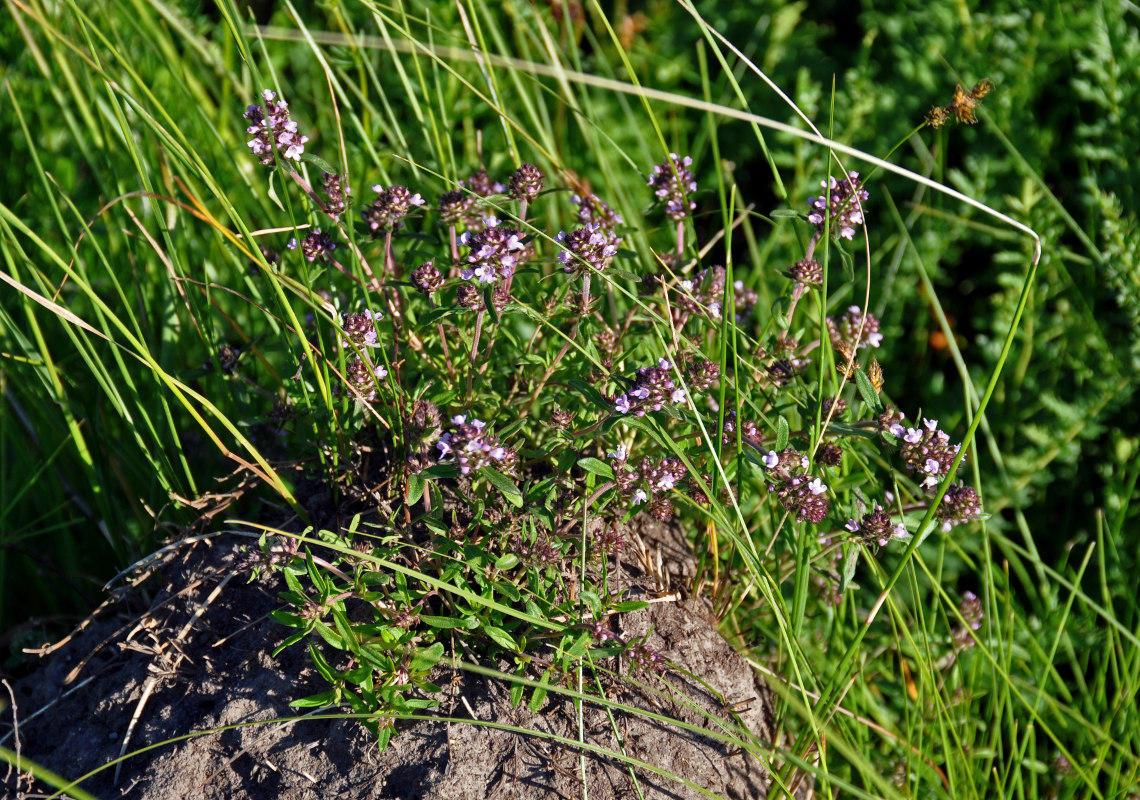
left=881, top=412, right=963, bottom=490
left=612, top=359, right=686, bottom=416
left=437, top=415, right=514, bottom=475
left=845, top=505, right=907, bottom=547
left=507, top=163, right=544, bottom=203
left=320, top=173, right=349, bottom=219
left=807, top=171, right=869, bottom=240
left=674, top=266, right=758, bottom=325
left=300, top=230, right=336, bottom=263
left=243, top=89, right=309, bottom=166
left=555, top=223, right=620, bottom=277
left=340, top=309, right=383, bottom=350
left=459, top=224, right=526, bottom=284
left=648, top=153, right=698, bottom=221
left=363, top=185, right=425, bottom=235
left=571, top=192, right=624, bottom=230
left=761, top=448, right=831, bottom=524
left=610, top=448, right=687, bottom=521
left=952, top=591, right=985, bottom=650
left=343, top=358, right=388, bottom=402
left=827, top=305, right=884, bottom=350
left=935, top=483, right=984, bottom=531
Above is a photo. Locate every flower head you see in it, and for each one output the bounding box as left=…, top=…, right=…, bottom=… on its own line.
left=363, top=185, right=425, bottom=236
left=243, top=90, right=309, bottom=166
left=555, top=223, right=621, bottom=277
left=807, top=171, right=869, bottom=240
left=340, top=309, right=382, bottom=350
left=648, top=153, right=698, bottom=221
left=321, top=173, right=349, bottom=219
left=936, top=483, right=984, bottom=532
left=300, top=230, right=336, bottom=262
left=459, top=225, right=526, bottom=284
left=827, top=305, right=883, bottom=351
left=507, top=163, right=544, bottom=202
left=437, top=415, right=513, bottom=475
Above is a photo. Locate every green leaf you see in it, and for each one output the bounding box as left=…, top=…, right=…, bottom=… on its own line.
left=480, top=467, right=524, bottom=507
left=407, top=472, right=425, bottom=505
left=271, top=629, right=307, bottom=657
left=576, top=457, right=614, bottom=479
left=418, top=614, right=467, bottom=629
left=495, top=553, right=520, bottom=570
left=839, top=546, right=860, bottom=594
left=529, top=670, right=551, bottom=712
left=609, top=600, right=650, bottom=613
left=566, top=631, right=592, bottom=658
left=483, top=625, right=519, bottom=652
left=290, top=690, right=339, bottom=708
left=309, top=642, right=339, bottom=685
left=409, top=642, right=446, bottom=673
left=854, top=368, right=883, bottom=414
left=299, top=152, right=337, bottom=173
left=313, top=620, right=345, bottom=650
left=510, top=663, right=526, bottom=707
left=567, top=378, right=610, bottom=411
left=775, top=416, right=790, bottom=451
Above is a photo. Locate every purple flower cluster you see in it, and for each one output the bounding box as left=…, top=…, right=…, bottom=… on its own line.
left=437, top=415, right=513, bottom=475
left=243, top=89, right=309, bottom=166
left=363, top=184, right=425, bottom=235
left=300, top=230, right=336, bottom=263
left=340, top=309, right=383, bottom=351
left=828, top=305, right=884, bottom=350
left=321, top=173, right=349, bottom=219
left=509, top=531, right=562, bottom=569
left=787, top=258, right=823, bottom=288
left=807, top=170, right=869, bottom=240
left=555, top=223, right=620, bottom=277
left=883, top=414, right=962, bottom=489
left=411, top=261, right=444, bottom=294
left=507, top=163, right=544, bottom=202
left=457, top=170, right=506, bottom=231
left=952, top=590, right=984, bottom=650
left=721, top=412, right=760, bottom=445
left=674, top=266, right=758, bottom=323
left=465, top=169, right=506, bottom=198
left=609, top=447, right=687, bottom=521
left=761, top=448, right=831, bottom=524
left=612, top=359, right=686, bottom=416
left=684, top=358, right=720, bottom=393
left=343, top=357, right=388, bottom=402
left=935, top=483, right=983, bottom=532
left=845, top=505, right=907, bottom=546
left=648, top=153, right=697, bottom=221
left=627, top=638, right=668, bottom=676
left=571, top=193, right=624, bottom=230
left=459, top=224, right=525, bottom=284
left=438, top=190, right=471, bottom=227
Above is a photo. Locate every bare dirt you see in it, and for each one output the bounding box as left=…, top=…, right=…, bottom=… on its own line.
left=3, top=521, right=790, bottom=800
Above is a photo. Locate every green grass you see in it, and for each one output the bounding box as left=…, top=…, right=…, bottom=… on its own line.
left=2, top=0, right=1138, bottom=798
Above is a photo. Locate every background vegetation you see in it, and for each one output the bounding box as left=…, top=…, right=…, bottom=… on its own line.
left=2, top=0, right=1137, bottom=797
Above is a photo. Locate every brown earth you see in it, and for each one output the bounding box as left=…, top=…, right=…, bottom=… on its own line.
left=2, top=521, right=795, bottom=800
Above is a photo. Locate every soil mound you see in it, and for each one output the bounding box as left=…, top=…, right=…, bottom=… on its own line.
left=3, top=525, right=786, bottom=799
